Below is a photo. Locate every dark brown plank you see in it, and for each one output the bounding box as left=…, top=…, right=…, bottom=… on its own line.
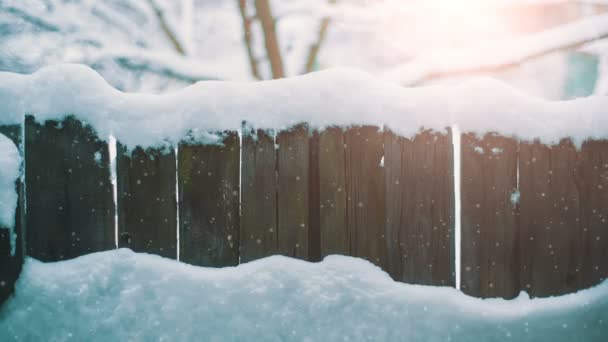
left=178, top=133, right=240, bottom=267
left=519, top=139, right=580, bottom=297
left=25, top=116, right=115, bottom=261
left=240, top=129, right=278, bottom=262
left=460, top=133, right=519, bottom=298
left=578, top=139, right=608, bottom=289
left=308, top=131, right=321, bottom=262
left=0, top=125, right=23, bottom=305
left=276, top=125, right=309, bottom=259
left=318, top=127, right=348, bottom=256
left=384, top=129, right=455, bottom=286
left=116, top=144, right=177, bottom=259
left=344, top=126, right=386, bottom=268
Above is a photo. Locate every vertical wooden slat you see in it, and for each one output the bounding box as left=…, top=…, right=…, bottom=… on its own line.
left=308, top=130, right=321, bottom=262
left=519, top=139, right=580, bottom=297
left=318, top=127, right=348, bottom=256
left=0, top=125, right=23, bottom=305
left=116, top=144, right=177, bottom=259
left=178, top=133, right=240, bottom=267
left=460, top=133, right=519, bottom=298
left=344, top=126, right=386, bottom=268
left=241, top=129, right=278, bottom=262
left=25, top=116, right=115, bottom=261
left=384, top=130, right=455, bottom=286
left=578, top=139, right=608, bottom=289
left=276, top=125, right=309, bottom=259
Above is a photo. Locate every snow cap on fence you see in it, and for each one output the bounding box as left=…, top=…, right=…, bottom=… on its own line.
left=0, top=135, right=21, bottom=255
left=1, top=63, right=607, bottom=148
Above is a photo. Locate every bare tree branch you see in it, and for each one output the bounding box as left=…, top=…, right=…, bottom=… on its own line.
left=413, top=33, right=608, bottom=86
left=303, top=17, right=330, bottom=74
left=147, top=0, right=186, bottom=55
left=254, top=0, right=285, bottom=79
left=237, top=0, right=261, bottom=80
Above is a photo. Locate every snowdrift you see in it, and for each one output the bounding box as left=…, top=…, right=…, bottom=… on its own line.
left=0, top=249, right=606, bottom=341
left=2, top=64, right=608, bottom=149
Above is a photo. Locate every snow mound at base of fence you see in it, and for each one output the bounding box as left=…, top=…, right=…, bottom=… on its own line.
left=0, top=249, right=606, bottom=341
left=2, top=64, right=608, bottom=149
left=0, top=135, right=21, bottom=255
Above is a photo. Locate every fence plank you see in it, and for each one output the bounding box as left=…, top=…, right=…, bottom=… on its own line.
left=308, top=131, right=321, bottom=262
left=0, top=125, right=23, bottom=305
left=318, top=127, right=348, bottom=256
left=384, top=130, right=455, bottom=285
left=241, top=129, right=278, bottom=262
left=519, top=139, right=581, bottom=297
left=25, top=116, right=115, bottom=261
left=460, top=133, right=519, bottom=298
left=344, top=126, right=386, bottom=268
left=116, top=144, right=177, bottom=259
left=178, top=133, right=240, bottom=267
left=578, top=139, right=608, bottom=289
left=277, top=125, right=309, bottom=259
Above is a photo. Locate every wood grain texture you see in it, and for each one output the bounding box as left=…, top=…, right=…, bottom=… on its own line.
left=116, top=144, right=177, bottom=259
left=344, top=126, right=386, bottom=268
left=276, top=125, right=309, bottom=259
left=519, top=139, right=580, bottom=297
left=178, top=133, right=240, bottom=267
left=0, top=125, right=23, bottom=305
left=460, top=133, right=519, bottom=298
left=384, top=130, right=455, bottom=286
left=25, top=116, right=115, bottom=261
left=318, top=127, right=348, bottom=256
left=241, top=129, right=278, bottom=262
left=308, top=130, right=321, bottom=262
left=578, top=140, right=608, bottom=290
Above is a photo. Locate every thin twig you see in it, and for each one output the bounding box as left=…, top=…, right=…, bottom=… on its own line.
left=147, top=0, right=186, bottom=55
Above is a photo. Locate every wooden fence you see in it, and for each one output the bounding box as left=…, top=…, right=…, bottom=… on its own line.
left=1, top=115, right=607, bottom=305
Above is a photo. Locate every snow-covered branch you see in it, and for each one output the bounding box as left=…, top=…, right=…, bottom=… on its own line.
left=381, top=12, right=608, bottom=85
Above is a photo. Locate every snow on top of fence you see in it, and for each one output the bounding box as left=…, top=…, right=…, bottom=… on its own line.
left=1, top=249, right=606, bottom=340
left=1, top=63, right=607, bottom=148
left=0, top=135, right=21, bottom=255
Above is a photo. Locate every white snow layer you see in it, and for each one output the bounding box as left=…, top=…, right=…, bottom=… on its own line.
left=0, top=249, right=606, bottom=341
left=0, top=135, right=21, bottom=255
left=1, top=64, right=608, bottom=149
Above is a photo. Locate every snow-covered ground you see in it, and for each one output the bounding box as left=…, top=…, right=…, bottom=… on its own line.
left=0, top=249, right=606, bottom=341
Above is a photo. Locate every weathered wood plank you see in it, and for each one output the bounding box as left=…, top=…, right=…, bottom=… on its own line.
left=240, top=129, right=278, bottom=262
left=318, top=127, right=348, bottom=256
left=578, top=139, right=608, bottom=289
left=344, top=126, right=386, bottom=268
left=25, top=116, right=115, bottom=261
left=116, top=144, right=177, bottom=259
left=276, top=125, right=309, bottom=259
left=178, top=133, right=240, bottom=267
left=308, top=131, right=321, bottom=262
left=384, top=129, right=455, bottom=286
left=0, top=125, right=23, bottom=305
left=519, top=139, right=580, bottom=297
left=460, top=133, right=519, bottom=298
